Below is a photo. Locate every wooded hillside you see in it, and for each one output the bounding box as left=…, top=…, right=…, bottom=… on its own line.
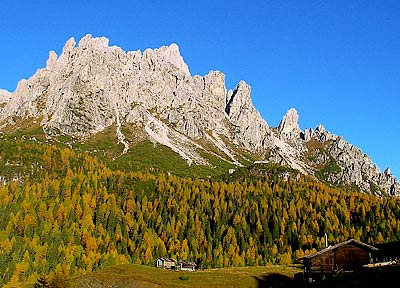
left=1, top=136, right=399, bottom=287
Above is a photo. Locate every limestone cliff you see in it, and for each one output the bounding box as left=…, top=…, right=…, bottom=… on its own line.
left=277, top=108, right=399, bottom=196
left=0, top=34, right=397, bottom=195
left=0, top=89, right=12, bottom=111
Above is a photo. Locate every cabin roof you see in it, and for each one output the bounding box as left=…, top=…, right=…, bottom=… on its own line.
left=301, top=238, right=378, bottom=260
left=157, top=257, right=177, bottom=262
left=179, top=261, right=197, bottom=265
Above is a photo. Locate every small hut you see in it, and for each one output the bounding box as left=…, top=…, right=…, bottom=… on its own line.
left=156, top=258, right=177, bottom=269
left=178, top=261, right=197, bottom=271
left=299, top=238, right=378, bottom=282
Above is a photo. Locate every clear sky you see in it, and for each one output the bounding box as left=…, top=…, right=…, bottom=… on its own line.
left=1, top=0, right=399, bottom=178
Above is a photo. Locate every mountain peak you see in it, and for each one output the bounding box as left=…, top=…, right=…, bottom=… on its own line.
left=78, top=34, right=110, bottom=49
left=143, top=42, right=190, bottom=76
left=62, top=36, right=77, bottom=54
left=0, top=35, right=398, bottom=196
left=278, top=108, right=300, bottom=135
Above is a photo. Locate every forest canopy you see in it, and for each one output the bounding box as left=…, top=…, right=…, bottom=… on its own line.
left=0, top=137, right=399, bottom=287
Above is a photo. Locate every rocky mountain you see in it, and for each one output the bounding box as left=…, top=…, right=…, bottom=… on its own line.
left=0, top=89, right=12, bottom=107
left=278, top=108, right=398, bottom=195
left=0, top=34, right=398, bottom=196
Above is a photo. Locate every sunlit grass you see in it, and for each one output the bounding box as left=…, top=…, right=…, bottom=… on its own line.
left=73, top=264, right=303, bottom=288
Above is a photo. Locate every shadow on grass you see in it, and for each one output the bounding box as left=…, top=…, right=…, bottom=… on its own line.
left=254, top=265, right=400, bottom=288
left=254, top=273, right=297, bottom=288
left=307, top=265, right=400, bottom=288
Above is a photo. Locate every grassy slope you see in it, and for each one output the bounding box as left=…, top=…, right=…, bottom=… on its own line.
left=73, top=263, right=400, bottom=288
left=1, top=122, right=237, bottom=179
left=73, top=264, right=302, bottom=288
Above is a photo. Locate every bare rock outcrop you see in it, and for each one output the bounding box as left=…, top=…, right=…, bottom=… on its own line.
left=0, top=34, right=278, bottom=166
left=0, top=89, right=12, bottom=113
left=226, top=81, right=272, bottom=151
left=278, top=108, right=301, bottom=138
left=0, top=89, right=12, bottom=103
left=0, top=35, right=397, bottom=195
left=277, top=108, right=399, bottom=195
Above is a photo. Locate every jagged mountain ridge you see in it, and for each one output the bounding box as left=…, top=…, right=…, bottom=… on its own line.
left=0, top=34, right=398, bottom=195
left=278, top=108, right=398, bottom=195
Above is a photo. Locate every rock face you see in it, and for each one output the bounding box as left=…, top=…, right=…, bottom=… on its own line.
left=0, top=89, right=12, bottom=111
left=278, top=108, right=300, bottom=138
left=0, top=34, right=398, bottom=195
left=278, top=108, right=304, bottom=151
left=277, top=108, right=399, bottom=196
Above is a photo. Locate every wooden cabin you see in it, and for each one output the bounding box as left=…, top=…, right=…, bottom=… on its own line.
left=156, top=258, right=177, bottom=269
left=178, top=261, right=197, bottom=271
left=300, top=238, right=378, bottom=282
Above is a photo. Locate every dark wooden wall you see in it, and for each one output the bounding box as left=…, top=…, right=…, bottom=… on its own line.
left=335, top=245, right=370, bottom=272
left=305, top=244, right=371, bottom=276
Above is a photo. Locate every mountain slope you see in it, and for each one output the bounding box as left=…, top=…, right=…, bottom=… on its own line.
left=1, top=138, right=400, bottom=287
left=0, top=34, right=398, bottom=195
left=277, top=108, right=398, bottom=195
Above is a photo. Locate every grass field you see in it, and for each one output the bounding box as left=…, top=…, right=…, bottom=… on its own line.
left=73, top=264, right=303, bottom=288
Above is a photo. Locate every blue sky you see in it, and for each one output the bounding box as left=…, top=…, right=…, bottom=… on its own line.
left=1, top=1, right=399, bottom=178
